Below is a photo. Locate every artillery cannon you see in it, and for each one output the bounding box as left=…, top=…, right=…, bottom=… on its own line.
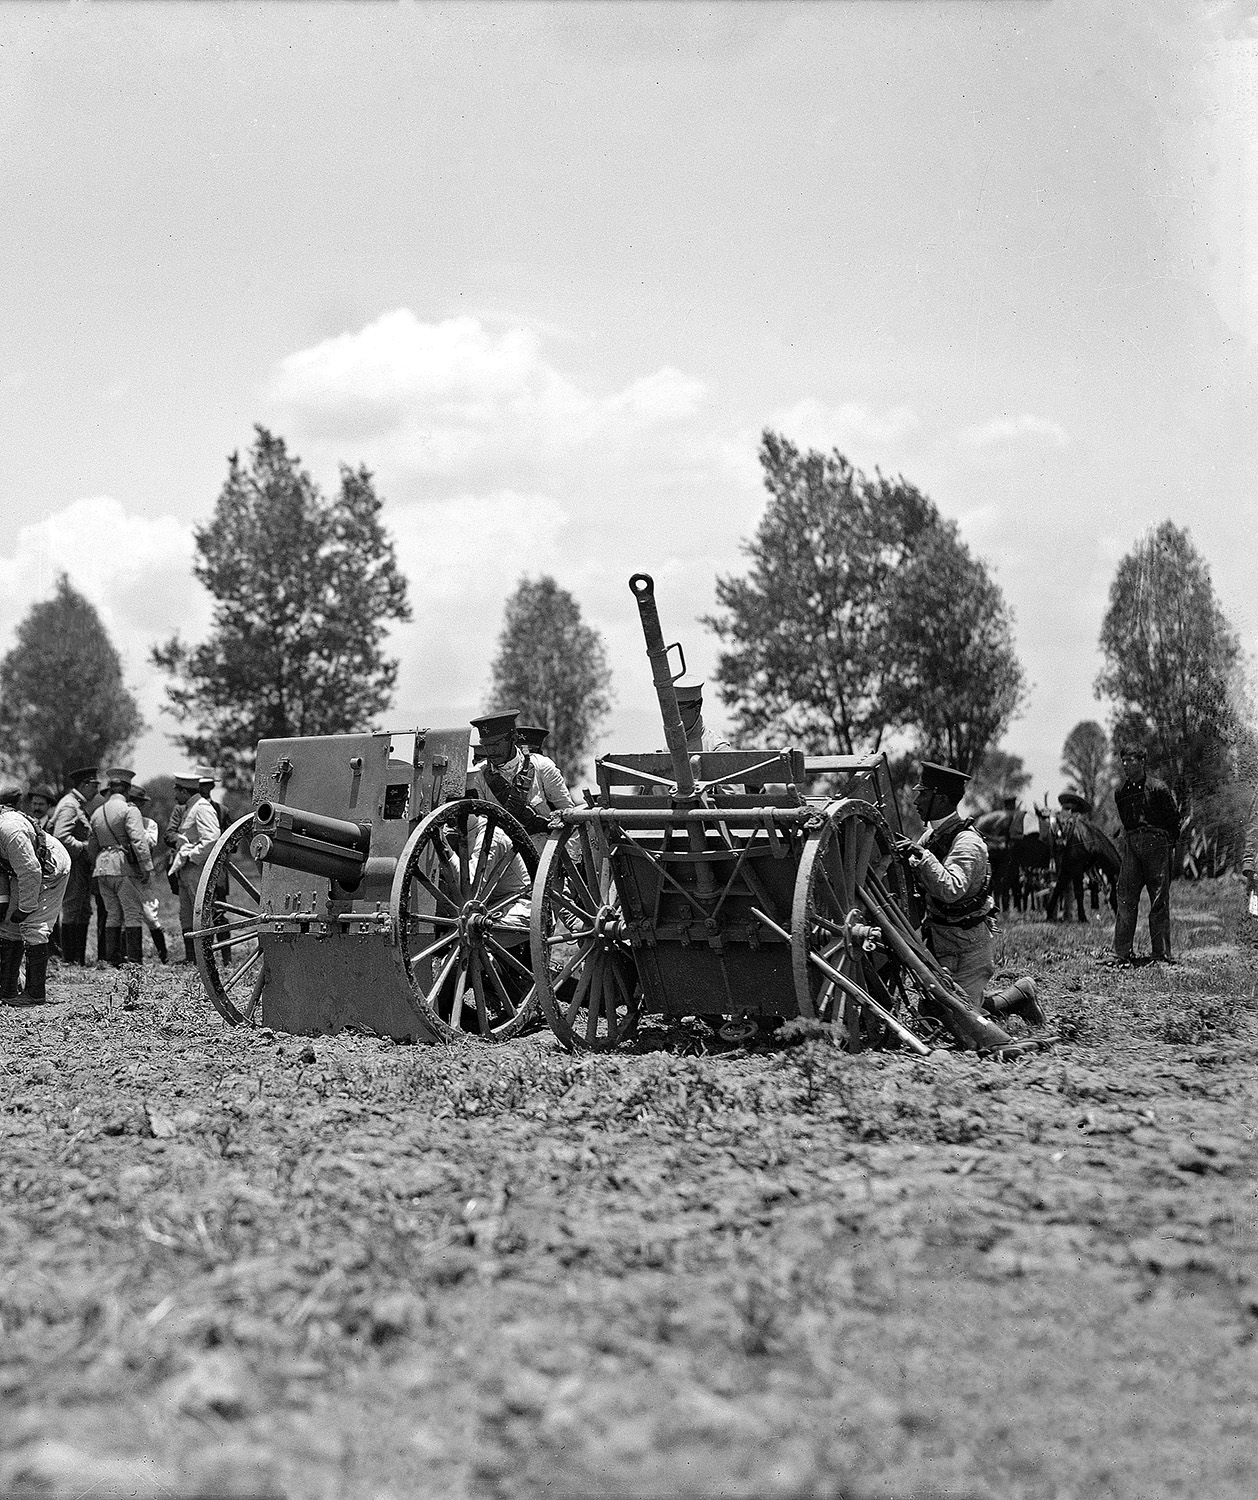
left=191, top=727, right=541, bottom=1041
left=526, top=573, right=1034, bottom=1056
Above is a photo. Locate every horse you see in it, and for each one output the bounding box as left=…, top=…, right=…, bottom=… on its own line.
left=1045, top=810, right=1120, bottom=923
left=975, top=805, right=1054, bottom=913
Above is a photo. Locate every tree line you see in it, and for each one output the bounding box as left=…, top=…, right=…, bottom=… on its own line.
left=1, top=427, right=1249, bottom=860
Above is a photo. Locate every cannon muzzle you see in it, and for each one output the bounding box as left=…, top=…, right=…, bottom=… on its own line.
left=629, top=572, right=695, bottom=797
left=250, top=801, right=372, bottom=890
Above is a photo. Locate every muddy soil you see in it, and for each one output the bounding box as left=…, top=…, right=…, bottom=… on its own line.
left=2, top=880, right=1256, bottom=1498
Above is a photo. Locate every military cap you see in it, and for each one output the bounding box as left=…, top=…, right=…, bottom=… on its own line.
left=174, top=773, right=201, bottom=792
left=1058, top=791, right=1092, bottom=815
left=0, top=778, right=23, bottom=806
left=674, top=682, right=704, bottom=704
left=516, top=723, right=549, bottom=752
left=917, top=761, right=970, bottom=802
left=69, top=765, right=99, bottom=785
left=470, top=710, right=519, bottom=741
left=104, top=767, right=135, bottom=787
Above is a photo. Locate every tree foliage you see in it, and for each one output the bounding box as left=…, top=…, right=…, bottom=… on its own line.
left=487, top=575, right=612, bottom=784
left=966, top=748, right=1032, bottom=814
left=1095, top=521, right=1240, bottom=802
left=1060, top=720, right=1111, bottom=808
left=152, top=428, right=411, bottom=788
left=0, top=574, right=144, bottom=788
left=705, top=431, right=1025, bottom=769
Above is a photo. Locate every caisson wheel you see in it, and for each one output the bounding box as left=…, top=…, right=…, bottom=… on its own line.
left=531, top=822, right=640, bottom=1051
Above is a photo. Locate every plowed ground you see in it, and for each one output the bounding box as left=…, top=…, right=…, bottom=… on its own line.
left=2, top=880, right=1256, bottom=1499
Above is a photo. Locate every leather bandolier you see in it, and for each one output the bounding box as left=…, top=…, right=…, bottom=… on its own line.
left=923, top=814, right=993, bottom=929
left=482, top=755, right=551, bottom=837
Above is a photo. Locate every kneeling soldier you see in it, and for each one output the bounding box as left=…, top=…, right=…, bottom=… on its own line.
left=902, top=762, right=1043, bottom=1025
left=0, top=778, right=73, bottom=1004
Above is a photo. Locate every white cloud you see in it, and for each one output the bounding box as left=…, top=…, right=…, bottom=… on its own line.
left=770, top=397, right=922, bottom=456
left=957, top=413, right=1070, bottom=449
left=268, top=310, right=706, bottom=483
left=0, top=497, right=208, bottom=780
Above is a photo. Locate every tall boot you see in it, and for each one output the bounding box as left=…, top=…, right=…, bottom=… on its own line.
left=123, top=927, right=144, bottom=965
left=50, top=921, right=62, bottom=959
left=152, top=927, right=169, bottom=964
left=183, top=934, right=196, bottom=965
left=104, top=928, right=123, bottom=968
left=95, top=903, right=108, bottom=962
left=72, top=923, right=90, bottom=966
left=0, top=941, right=23, bottom=1001
left=986, top=977, right=1045, bottom=1028
left=12, top=944, right=49, bottom=1005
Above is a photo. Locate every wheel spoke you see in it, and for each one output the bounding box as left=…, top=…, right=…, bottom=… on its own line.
left=564, top=956, right=596, bottom=1028
left=409, top=929, right=460, bottom=969
left=481, top=949, right=520, bottom=1018
left=424, top=946, right=461, bottom=1007
left=547, top=887, right=597, bottom=928
left=214, top=900, right=261, bottom=922
left=449, top=957, right=469, bottom=1030
left=471, top=846, right=513, bottom=904
left=854, top=822, right=876, bottom=893
left=209, top=930, right=260, bottom=955
left=484, top=935, right=534, bottom=983
left=223, top=946, right=262, bottom=994
left=470, top=810, right=500, bottom=894
left=410, top=866, right=462, bottom=920
left=607, top=954, right=636, bottom=1037
left=470, top=950, right=489, bottom=1035
left=226, top=863, right=261, bottom=903
left=546, top=928, right=594, bottom=945
left=560, top=848, right=600, bottom=920
left=585, top=961, right=603, bottom=1045
left=455, top=815, right=471, bottom=899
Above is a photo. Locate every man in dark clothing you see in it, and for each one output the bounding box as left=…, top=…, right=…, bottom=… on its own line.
left=1111, top=746, right=1181, bottom=964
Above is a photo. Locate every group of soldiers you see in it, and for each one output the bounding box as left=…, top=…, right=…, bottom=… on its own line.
left=0, top=763, right=228, bottom=1005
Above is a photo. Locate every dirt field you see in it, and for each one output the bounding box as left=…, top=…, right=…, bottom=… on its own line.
left=2, top=880, right=1256, bottom=1499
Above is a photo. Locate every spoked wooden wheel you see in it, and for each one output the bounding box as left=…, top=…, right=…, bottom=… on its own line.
left=193, top=814, right=266, bottom=1026
left=791, top=800, right=901, bottom=1042
left=531, top=822, right=641, bottom=1051
left=391, top=798, right=540, bottom=1041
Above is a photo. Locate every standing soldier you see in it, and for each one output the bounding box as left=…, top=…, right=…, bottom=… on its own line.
left=674, top=682, right=733, bottom=754
left=127, top=784, right=170, bottom=964
left=168, top=773, right=223, bottom=963
left=195, top=764, right=231, bottom=832
left=87, top=768, right=155, bottom=967
left=0, top=778, right=72, bottom=1004
left=471, top=710, right=577, bottom=839
left=26, top=787, right=55, bottom=825
left=50, top=767, right=100, bottom=966
left=900, top=762, right=1043, bottom=1025
left=1111, top=744, right=1181, bottom=965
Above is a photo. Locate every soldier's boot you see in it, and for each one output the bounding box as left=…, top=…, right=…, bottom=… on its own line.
left=72, top=924, right=90, bottom=965
left=104, top=928, right=123, bottom=968
left=985, top=976, right=1045, bottom=1028
left=152, top=927, right=169, bottom=964
left=13, top=944, right=49, bottom=1004
left=96, top=918, right=108, bottom=964
left=183, top=934, right=196, bottom=966
left=0, top=941, right=23, bottom=1001
left=123, top=927, right=144, bottom=965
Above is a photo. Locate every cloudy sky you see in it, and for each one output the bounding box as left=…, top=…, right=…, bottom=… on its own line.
left=2, top=0, right=1256, bottom=797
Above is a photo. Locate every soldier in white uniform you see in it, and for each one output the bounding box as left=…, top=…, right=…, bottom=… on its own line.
left=127, top=784, right=170, bottom=964
left=49, top=766, right=100, bottom=966
left=471, top=710, right=577, bottom=840
left=169, top=772, right=223, bottom=963
left=87, top=768, right=155, bottom=967
left=0, top=778, right=72, bottom=1004
left=900, top=761, right=1042, bottom=1025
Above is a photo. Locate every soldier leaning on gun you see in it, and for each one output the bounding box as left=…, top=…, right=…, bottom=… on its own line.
left=1111, top=744, right=1181, bottom=966
left=899, top=762, right=1043, bottom=1025
left=49, top=766, right=100, bottom=966
left=168, top=773, right=223, bottom=963
left=0, top=777, right=72, bottom=1004
left=87, top=768, right=155, bottom=967
left=471, top=710, right=577, bottom=839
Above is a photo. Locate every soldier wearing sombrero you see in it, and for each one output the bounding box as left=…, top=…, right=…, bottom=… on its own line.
left=86, top=768, right=155, bottom=968
left=901, top=761, right=1043, bottom=1025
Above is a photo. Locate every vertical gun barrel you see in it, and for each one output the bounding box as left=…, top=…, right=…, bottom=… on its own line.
left=628, top=573, right=695, bottom=796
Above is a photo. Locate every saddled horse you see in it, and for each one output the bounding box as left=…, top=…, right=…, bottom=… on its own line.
left=975, top=806, right=1054, bottom=912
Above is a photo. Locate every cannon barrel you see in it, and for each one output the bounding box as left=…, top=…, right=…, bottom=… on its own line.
left=628, top=572, right=695, bottom=797
left=250, top=801, right=372, bottom=890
